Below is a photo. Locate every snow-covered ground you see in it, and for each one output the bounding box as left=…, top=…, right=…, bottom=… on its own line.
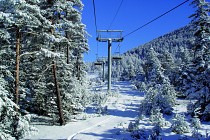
left=68, top=81, right=145, bottom=140
left=24, top=80, right=144, bottom=140
left=24, top=73, right=210, bottom=140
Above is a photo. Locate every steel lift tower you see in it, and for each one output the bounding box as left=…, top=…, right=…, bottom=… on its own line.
left=96, top=30, right=123, bottom=92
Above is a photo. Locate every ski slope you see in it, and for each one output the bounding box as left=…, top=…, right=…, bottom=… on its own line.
left=25, top=81, right=145, bottom=139
left=24, top=72, right=210, bottom=140
left=68, top=81, right=144, bottom=140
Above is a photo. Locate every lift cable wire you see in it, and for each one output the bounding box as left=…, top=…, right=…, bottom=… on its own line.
left=92, top=0, right=99, bottom=59
left=92, top=0, right=98, bottom=34
left=108, top=0, right=124, bottom=30
left=96, top=41, right=99, bottom=59
left=123, top=0, right=190, bottom=38
left=114, top=43, right=121, bottom=54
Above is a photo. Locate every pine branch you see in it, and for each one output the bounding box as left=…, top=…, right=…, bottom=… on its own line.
left=19, top=51, right=39, bottom=58
left=37, top=64, right=54, bottom=83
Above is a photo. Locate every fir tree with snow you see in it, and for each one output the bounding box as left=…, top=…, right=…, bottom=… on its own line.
left=171, top=113, right=190, bottom=134
left=149, top=108, right=167, bottom=127
left=139, top=48, right=176, bottom=115
left=31, top=0, right=89, bottom=123
left=0, top=77, right=37, bottom=140
left=140, top=83, right=176, bottom=115
left=190, top=116, right=201, bottom=129
left=186, top=0, right=210, bottom=121
left=128, top=122, right=138, bottom=132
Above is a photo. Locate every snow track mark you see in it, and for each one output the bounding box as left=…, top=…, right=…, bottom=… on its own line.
left=67, top=116, right=117, bottom=140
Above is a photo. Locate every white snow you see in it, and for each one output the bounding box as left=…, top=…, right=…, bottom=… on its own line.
left=24, top=76, right=144, bottom=139
left=24, top=73, right=210, bottom=140
left=40, top=48, right=63, bottom=58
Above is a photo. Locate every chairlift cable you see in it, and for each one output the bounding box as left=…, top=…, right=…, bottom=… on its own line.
left=119, top=43, right=121, bottom=55
left=96, top=41, right=99, bottom=59
left=92, top=0, right=100, bottom=59
left=114, top=43, right=121, bottom=54
left=108, top=0, right=124, bottom=30
left=123, top=0, right=190, bottom=38
left=92, top=0, right=98, bottom=34
left=92, top=0, right=189, bottom=61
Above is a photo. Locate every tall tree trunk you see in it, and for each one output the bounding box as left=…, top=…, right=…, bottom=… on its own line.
left=52, top=61, right=65, bottom=125
left=15, top=27, right=20, bottom=112
left=65, top=33, right=70, bottom=64
left=14, top=26, right=21, bottom=140
left=51, top=29, right=65, bottom=125
left=66, top=45, right=69, bottom=64
left=76, top=55, right=80, bottom=80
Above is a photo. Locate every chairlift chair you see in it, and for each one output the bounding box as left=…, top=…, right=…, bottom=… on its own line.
left=112, top=44, right=123, bottom=60
left=94, top=62, right=103, bottom=66
left=112, top=56, right=122, bottom=60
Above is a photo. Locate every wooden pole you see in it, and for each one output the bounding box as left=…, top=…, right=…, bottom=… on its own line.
left=15, top=27, right=20, bottom=112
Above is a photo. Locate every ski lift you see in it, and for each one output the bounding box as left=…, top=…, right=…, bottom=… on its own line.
left=112, top=44, right=122, bottom=60
left=94, top=62, right=103, bottom=66
left=94, top=58, right=105, bottom=66
left=112, top=55, right=122, bottom=60
left=94, top=60, right=105, bottom=82
left=96, top=30, right=123, bottom=42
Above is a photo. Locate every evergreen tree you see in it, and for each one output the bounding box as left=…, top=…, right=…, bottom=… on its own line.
left=30, top=0, right=89, bottom=123
left=187, top=0, right=210, bottom=121
left=171, top=113, right=190, bottom=134
left=140, top=47, right=176, bottom=115
left=0, top=0, right=51, bottom=108
left=0, top=76, right=36, bottom=139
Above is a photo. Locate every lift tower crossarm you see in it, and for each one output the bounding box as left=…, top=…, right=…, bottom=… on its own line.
left=96, top=30, right=123, bottom=42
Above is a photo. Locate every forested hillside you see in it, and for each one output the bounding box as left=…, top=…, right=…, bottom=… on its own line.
left=118, top=25, right=194, bottom=82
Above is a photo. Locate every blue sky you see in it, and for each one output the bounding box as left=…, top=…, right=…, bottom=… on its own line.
left=81, top=0, right=195, bottom=62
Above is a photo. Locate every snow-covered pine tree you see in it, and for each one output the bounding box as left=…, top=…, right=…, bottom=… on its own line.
left=142, top=47, right=163, bottom=83
left=30, top=0, right=89, bottom=123
left=0, top=0, right=51, bottom=110
left=174, top=46, right=194, bottom=97
left=159, top=50, right=178, bottom=86
left=0, top=0, right=55, bottom=134
left=171, top=113, right=190, bottom=134
left=140, top=83, right=176, bottom=115
left=149, top=108, right=167, bottom=127
left=0, top=76, right=37, bottom=139
left=140, top=47, right=176, bottom=115
left=120, top=54, right=137, bottom=80
left=187, top=0, right=210, bottom=121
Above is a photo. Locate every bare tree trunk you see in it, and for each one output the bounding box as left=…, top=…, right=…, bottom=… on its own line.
left=66, top=45, right=69, bottom=64
left=65, top=33, right=70, bottom=64
left=52, top=61, right=65, bottom=125
left=50, top=28, right=65, bottom=125
left=15, top=27, right=20, bottom=112
left=76, top=55, right=80, bottom=80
